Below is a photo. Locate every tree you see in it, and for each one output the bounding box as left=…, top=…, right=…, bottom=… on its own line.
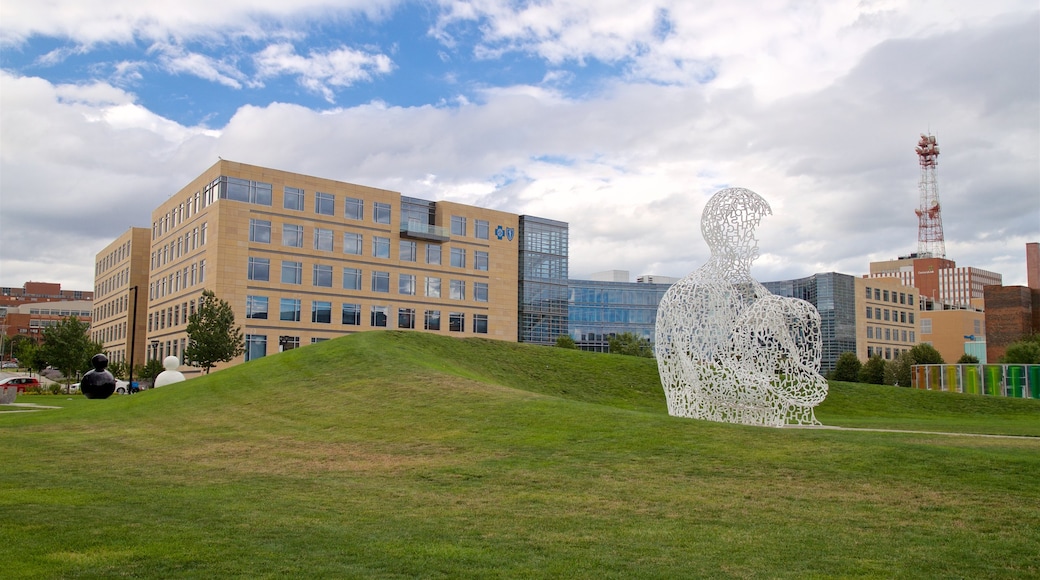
left=1002, top=339, right=1040, bottom=364
left=555, top=335, right=577, bottom=349
left=135, top=359, right=165, bottom=383
left=108, top=360, right=130, bottom=380
left=859, top=355, right=886, bottom=385
left=184, top=289, right=244, bottom=374
left=886, top=351, right=915, bottom=387
left=607, top=332, right=654, bottom=358
left=956, top=353, right=980, bottom=364
left=41, top=316, right=103, bottom=392
left=908, top=343, right=945, bottom=365
left=831, top=352, right=862, bottom=382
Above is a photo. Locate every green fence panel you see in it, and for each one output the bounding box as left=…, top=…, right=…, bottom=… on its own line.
left=983, top=365, right=1003, bottom=396
left=964, top=365, right=980, bottom=395
left=1029, top=366, right=1040, bottom=400
left=944, top=366, right=960, bottom=393
left=1006, top=366, right=1025, bottom=398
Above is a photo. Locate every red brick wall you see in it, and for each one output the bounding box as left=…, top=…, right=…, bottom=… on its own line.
left=984, top=285, right=1040, bottom=362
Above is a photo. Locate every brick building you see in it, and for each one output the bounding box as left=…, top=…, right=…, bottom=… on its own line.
left=984, top=243, right=1040, bottom=362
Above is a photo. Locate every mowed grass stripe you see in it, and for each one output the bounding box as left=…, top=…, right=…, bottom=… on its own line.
left=2, top=331, right=1038, bottom=578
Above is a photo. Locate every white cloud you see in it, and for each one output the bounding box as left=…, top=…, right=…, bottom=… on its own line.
left=253, top=42, right=394, bottom=102
left=151, top=43, right=251, bottom=89
left=0, top=7, right=1036, bottom=293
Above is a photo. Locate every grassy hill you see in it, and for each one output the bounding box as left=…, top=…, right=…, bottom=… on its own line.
left=2, top=331, right=1039, bottom=578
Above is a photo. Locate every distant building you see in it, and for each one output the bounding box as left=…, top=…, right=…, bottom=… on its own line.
left=567, top=271, right=672, bottom=352
left=0, top=282, right=94, bottom=351
left=855, top=276, right=921, bottom=363
left=95, top=159, right=568, bottom=376
left=763, top=273, right=859, bottom=374
left=983, top=242, right=1040, bottom=362
left=90, top=228, right=151, bottom=368
left=869, top=255, right=1000, bottom=310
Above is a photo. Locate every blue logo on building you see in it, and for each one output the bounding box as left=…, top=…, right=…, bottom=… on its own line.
left=495, top=225, right=515, bottom=241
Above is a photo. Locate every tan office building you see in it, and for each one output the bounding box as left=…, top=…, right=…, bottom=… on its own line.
left=143, top=160, right=556, bottom=375
left=91, top=228, right=151, bottom=368
left=855, top=277, right=920, bottom=362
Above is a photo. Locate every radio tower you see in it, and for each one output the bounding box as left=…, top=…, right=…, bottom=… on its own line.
left=915, top=133, right=945, bottom=258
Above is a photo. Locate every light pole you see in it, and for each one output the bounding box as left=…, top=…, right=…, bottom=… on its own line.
left=128, top=286, right=138, bottom=391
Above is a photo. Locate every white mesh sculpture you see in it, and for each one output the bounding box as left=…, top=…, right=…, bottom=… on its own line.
left=654, top=187, right=828, bottom=427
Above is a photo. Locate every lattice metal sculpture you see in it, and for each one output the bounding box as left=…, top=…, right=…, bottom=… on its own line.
left=654, top=187, right=828, bottom=427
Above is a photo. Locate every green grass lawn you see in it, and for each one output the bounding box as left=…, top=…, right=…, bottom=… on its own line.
left=2, top=331, right=1038, bottom=578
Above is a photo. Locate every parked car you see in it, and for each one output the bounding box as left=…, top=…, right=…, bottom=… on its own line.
left=70, top=380, right=130, bottom=394
left=0, top=377, right=41, bottom=393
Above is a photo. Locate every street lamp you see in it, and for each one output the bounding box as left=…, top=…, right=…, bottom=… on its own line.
left=127, top=286, right=138, bottom=390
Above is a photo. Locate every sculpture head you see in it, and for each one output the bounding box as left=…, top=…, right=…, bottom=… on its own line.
left=163, top=356, right=180, bottom=371
left=90, top=353, right=109, bottom=371
left=701, top=187, right=772, bottom=263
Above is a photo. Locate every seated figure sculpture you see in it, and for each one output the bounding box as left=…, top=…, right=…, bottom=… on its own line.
left=654, top=187, right=828, bottom=427
left=154, top=356, right=186, bottom=388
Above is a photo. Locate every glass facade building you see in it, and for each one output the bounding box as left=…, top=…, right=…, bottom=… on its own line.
left=568, top=279, right=673, bottom=352
left=518, top=216, right=569, bottom=344
left=763, top=272, right=857, bottom=374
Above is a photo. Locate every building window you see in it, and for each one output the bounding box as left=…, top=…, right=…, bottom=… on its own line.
left=249, top=219, right=271, bottom=243
left=246, top=295, right=268, bottom=319
left=449, top=280, right=465, bottom=300
left=900, top=311, right=906, bottom=323
left=315, top=192, right=334, bottom=216
left=921, top=318, right=932, bottom=334
left=400, top=240, right=417, bottom=262
left=399, top=274, right=416, bottom=295
left=902, top=330, right=908, bottom=342
left=900, top=292, right=906, bottom=304
left=883, top=290, right=889, bottom=302
left=280, top=298, right=301, bottom=322
left=451, top=216, right=466, bottom=236
left=426, top=244, right=441, bottom=265
left=373, top=236, right=390, bottom=258
left=345, top=197, right=363, bottom=220
left=222, top=177, right=273, bottom=205
left=313, top=264, right=333, bottom=287
left=874, top=289, right=880, bottom=300
left=425, top=277, right=441, bottom=298
left=372, top=271, right=390, bottom=293
left=474, top=282, right=488, bottom=302
left=865, top=286, right=872, bottom=299
left=883, top=309, right=890, bottom=322
left=342, top=303, right=361, bottom=325
left=450, top=248, right=466, bottom=268
left=885, top=348, right=892, bottom=360
left=398, top=308, right=416, bottom=329
left=343, top=267, right=362, bottom=290
left=449, top=312, right=464, bottom=332
left=909, top=313, right=915, bottom=324
left=425, top=310, right=441, bottom=331
left=475, top=251, right=488, bottom=271
left=284, top=186, right=304, bottom=211
left=371, top=306, right=388, bottom=327
left=247, top=257, right=270, bottom=281
left=245, top=334, right=267, bottom=361
left=283, top=224, right=304, bottom=248
left=314, top=228, right=334, bottom=251
left=866, top=326, right=873, bottom=339
left=908, top=295, right=914, bottom=306
left=344, top=232, right=363, bottom=255
left=282, top=261, right=303, bottom=285
left=475, top=219, right=489, bottom=240
left=866, top=306, right=872, bottom=319
left=374, top=202, right=391, bottom=224
left=910, top=331, right=915, bottom=342
left=875, top=307, right=881, bottom=319
left=312, top=300, right=332, bottom=324
left=884, top=328, right=891, bottom=341
left=473, top=314, right=488, bottom=334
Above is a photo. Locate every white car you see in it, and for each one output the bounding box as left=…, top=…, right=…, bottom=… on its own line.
left=70, top=380, right=130, bottom=394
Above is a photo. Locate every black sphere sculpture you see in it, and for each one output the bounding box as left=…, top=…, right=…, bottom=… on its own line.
left=80, top=353, right=117, bottom=399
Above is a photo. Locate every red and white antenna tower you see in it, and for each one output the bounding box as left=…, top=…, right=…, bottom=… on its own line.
left=915, top=133, right=945, bottom=258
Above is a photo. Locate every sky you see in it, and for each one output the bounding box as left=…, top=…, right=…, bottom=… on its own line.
left=1, top=0, right=1037, bottom=293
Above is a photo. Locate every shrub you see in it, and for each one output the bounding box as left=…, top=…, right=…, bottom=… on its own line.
left=1002, top=336, right=1040, bottom=364
left=859, top=356, right=886, bottom=385
left=956, top=353, right=980, bottom=364
left=831, top=352, right=862, bottom=382
left=48, top=384, right=62, bottom=395
left=555, top=335, right=577, bottom=349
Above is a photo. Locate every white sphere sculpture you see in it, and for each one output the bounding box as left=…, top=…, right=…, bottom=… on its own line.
left=153, top=356, right=187, bottom=387
left=654, top=187, right=828, bottom=427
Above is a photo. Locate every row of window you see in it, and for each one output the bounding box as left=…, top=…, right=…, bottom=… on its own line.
left=152, top=223, right=208, bottom=270
left=865, top=286, right=914, bottom=306
left=243, top=311, right=488, bottom=361
left=866, top=346, right=911, bottom=361
left=150, top=260, right=206, bottom=300
left=866, top=327, right=916, bottom=343
left=865, top=307, right=915, bottom=324
left=247, top=219, right=489, bottom=269
left=148, top=299, right=197, bottom=333
left=94, top=295, right=128, bottom=323
left=96, top=239, right=132, bottom=276
left=93, top=321, right=127, bottom=345
left=244, top=259, right=488, bottom=301
left=95, top=266, right=130, bottom=299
